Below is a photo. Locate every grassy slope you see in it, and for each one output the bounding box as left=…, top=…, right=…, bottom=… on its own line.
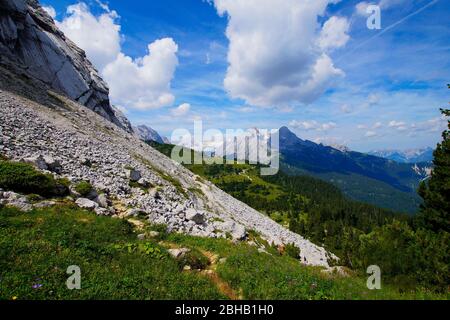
left=0, top=205, right=445, bottom=300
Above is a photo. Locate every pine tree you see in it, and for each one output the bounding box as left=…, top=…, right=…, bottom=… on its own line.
left=418, top=85, right=450, bottom=233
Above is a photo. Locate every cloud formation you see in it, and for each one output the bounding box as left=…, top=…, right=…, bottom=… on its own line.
left=356, top=0, right=408, bottom=16
left=289, top=120, right=337, bottom=132
left=56, top=3, right=178, bottom=110
left=212, top=0, right=349, bottom=108
left=171, top=103, right=191, bottom=117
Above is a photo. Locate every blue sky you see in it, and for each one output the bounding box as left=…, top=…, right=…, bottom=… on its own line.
left=42, top=0, right=449, bottom=152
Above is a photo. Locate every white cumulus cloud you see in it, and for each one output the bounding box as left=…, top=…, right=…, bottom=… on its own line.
left=56, top=3, right=121, bottom=71
left=171, top=103, right=191, bottom=117
left=212, top=0, right=349, bottom=108
left=103, top=39, right=178, bottom=110
left=56, top=2, right=178, bottom=110
left=318, top=16, right=350, bottom=51
left=290, top=120, right=337, bottom=132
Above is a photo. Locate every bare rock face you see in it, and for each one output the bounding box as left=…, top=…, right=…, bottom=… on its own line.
left=0, top=0, right=131, bottom=132
left=134, top=125, right=164, bottom=144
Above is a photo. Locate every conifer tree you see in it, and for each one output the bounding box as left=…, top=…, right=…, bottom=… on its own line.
left=418, top=85, right=450, bottom=232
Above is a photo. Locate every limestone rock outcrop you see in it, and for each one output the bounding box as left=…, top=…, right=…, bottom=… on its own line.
left=0, top=0, right=131, bottom=132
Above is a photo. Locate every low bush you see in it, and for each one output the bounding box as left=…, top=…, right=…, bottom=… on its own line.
left=178, top=249, right=210, bottom=271
left=284, top=243, right=301, bottom=259
left=74, top=181, right=93, bottom=197
left=0, top=160, right=69, bottom=197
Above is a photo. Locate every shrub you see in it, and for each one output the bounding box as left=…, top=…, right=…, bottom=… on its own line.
left=178, top=249, right=209, bottom=270
left=284, top=243, right=301, bottom=259
left=74, top=181, right=93, bottom=197
left=0, top=160, right=68, bottom=197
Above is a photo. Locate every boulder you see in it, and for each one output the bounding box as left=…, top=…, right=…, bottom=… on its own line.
left=94, top=207, right=110, bottom=216
left=42, top=155, right=62, bottom=173
left=22, top=154, right=62, bottom=173
left=22, top=155, right=48, bottom=170
left=96, top=193, right=109, bottom=208
left=137, top=233, right=146, bottom=241
left=125, top=208, right=142, bottom=217
left=148, top=231, right=160, bottom=238
left=168, top=248, right=190, bottom=259
left=8, top=196, right=33, bottom=212
left=221, top=221, right=247, bottom=240
left=126, top=169, right=142, bottom=182
left=75, top=198, right=98, bottom=210
left=185, top=208, right=205, bottom=225
left=33, top=200, right=56, bottom=209
left=137, top=178, right=151, bottom=188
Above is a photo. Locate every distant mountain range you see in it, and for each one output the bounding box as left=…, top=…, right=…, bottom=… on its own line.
left=368, top=148, right=434, bottom=163
left=157, top=125, right=429, bottom=213
left=277, top=127, right=427, bottom=214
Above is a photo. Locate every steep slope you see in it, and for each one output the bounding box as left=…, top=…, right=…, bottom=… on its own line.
left=0, top=0, right=334, bottom=267
left=278, top=127, right=425, bottom=213
left=0, top=87, right=332, bottom=267
left=0, top=0, right=130, bottom=132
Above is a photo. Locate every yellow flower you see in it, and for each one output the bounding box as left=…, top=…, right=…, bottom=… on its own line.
left=12, top=296, right=18, bottom=300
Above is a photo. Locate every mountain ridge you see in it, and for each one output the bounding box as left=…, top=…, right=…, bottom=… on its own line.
left=368, top=147, right=434, bottom=163
left=278, top=127, right=425, bottom=213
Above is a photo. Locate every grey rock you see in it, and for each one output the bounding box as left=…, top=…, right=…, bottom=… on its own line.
left=221, top=221, right=247, bottom=240
left=185, top=208, right=205, bottom=225
left=126, top=169, right=141, bottom=182
left=22, top=155, right=48, bottom=170
left=3, top=191, right=20, bottom=200
left=148, top=231, right=160, bottom=238
left=42, top=155, right=62, bottom=173
left=137, top=233, right=146, bottom=241
left=125, top=208, right=141, bottom=217
left=6, top=194, right=33, bottom=211
left=96, top=193, right=109, bottom=208
left=22, top=154, right=61, bottom=173
left=94, top=207, right=110, bottom=216
left=134, top=125, right=164, bottom=144
left=168, top=248, right=191, bottom=259
left=111, top=105, right=133, bottom=134
left=137, top=178, right=151, bottom=188
left=33, top=200, right=56, bottom=209
left=75, top=198, right=98, bottom=210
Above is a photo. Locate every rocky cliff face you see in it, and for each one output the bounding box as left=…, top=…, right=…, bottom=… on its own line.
left=134, top=125, right=164, bottom=144
left=0, top=0, right=131, bottom=132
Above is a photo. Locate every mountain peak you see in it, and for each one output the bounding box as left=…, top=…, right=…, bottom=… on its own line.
left=134, top=125, right=164, bottom=144
left=279, top=126, right=293, bottom=135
